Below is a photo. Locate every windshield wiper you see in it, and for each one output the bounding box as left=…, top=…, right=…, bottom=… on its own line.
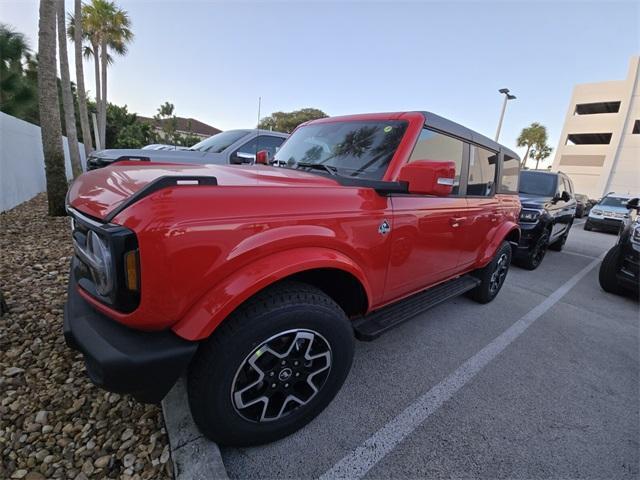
left=295, top=162, right=338, bottom=176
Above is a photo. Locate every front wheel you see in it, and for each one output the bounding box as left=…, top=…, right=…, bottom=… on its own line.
left=599, top=245, right=626, bottom=295
left=187, top=281, right=354, bottom=446
left=469, top=241, right=512, bottom=304
left=516, top=231, right=549, bottom=270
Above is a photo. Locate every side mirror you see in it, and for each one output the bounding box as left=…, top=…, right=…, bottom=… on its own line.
left=561, top=191, right=571, bottom=202
left=231, top=152, right=256, bottom=164
left=626, top=197, right=639, bottom=210
left=398, top=160, right=456, bottom=196
left=256, top=149, right=269, bottom=165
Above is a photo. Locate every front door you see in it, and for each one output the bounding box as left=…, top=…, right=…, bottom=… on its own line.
left=382, top=127, right=468, bottom=303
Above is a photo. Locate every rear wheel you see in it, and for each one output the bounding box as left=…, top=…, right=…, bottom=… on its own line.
left=599, top=245, right=626, bottom=295
left=469, top=241, right=512, bottom=304
left=187, top=281, right=354, bottom=446
left=516, top=231, right=549, bottom=270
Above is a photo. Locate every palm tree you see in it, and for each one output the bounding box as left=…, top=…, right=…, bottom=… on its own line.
left=0, top=24, right=37, bottom=118
left=56, top=0, right=82, bottom=178
left=76, top=0, right=132, bottom=149
left=72, top=0, right=94, bottom=154
left=516, top=122, right=547, bottom=168
left=530, top=144, right=553, bottom=170
left=38, top=0, right=68, bottom=216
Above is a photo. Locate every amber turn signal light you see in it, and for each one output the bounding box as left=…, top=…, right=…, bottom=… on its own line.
left=124, top=250, right=139, bottom=291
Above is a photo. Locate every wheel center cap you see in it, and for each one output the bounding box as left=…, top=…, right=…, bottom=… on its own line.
left=278, top=368, right=292, bottom=381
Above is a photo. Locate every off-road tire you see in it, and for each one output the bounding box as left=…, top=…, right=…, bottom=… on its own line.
left=549, top=220, right=573, bottom=251
left=599, top=245, right=626, bottom=295
left=516, top=231, right=549, bottom=270
left=187, top=281, right=354, bottom=446
left=468, top=241, right=512, bottom=304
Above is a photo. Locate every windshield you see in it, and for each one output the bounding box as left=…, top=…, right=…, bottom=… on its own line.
left=519, top=171, right=557, bottom=197
left=190, top=130, right=249, bottom=153
left=272, top=120, right=408, bottom=180
left=599, top=196, right=629, bottom=207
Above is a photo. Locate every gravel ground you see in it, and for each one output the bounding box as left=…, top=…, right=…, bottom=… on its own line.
left=0, top=194, right=172, bottom=480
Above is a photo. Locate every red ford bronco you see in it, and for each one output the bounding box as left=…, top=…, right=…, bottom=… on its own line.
left=64, top=111, right=521, bottom=446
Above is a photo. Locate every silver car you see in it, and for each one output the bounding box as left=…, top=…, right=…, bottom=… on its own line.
left=86, top=129, right=289, bottom=170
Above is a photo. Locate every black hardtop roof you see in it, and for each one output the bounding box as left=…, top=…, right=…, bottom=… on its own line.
left=420, top=111, right=520, bottom=160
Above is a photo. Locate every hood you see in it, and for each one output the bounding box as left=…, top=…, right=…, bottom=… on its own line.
left=90, top=148, right=224, bottom=165
left=68, top=162, right=340, bottom=221
left=518, top=193, right=552, bottom=209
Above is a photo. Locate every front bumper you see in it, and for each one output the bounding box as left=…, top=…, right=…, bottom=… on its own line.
left=586, top=216, right=623, bottom=233
left=514, top=222, right=542, bottom=255
left=63, top=266, right=198, bottom=403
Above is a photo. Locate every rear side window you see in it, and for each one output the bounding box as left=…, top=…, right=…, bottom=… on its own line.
left=409, top=128, right=463, bottom=194
left=467, top=146, right=497, bottom=196
left=499, top=153, right=519, bottom=194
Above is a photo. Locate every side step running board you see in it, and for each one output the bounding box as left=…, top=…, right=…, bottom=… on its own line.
left=353, top=275, right=481, bottom=341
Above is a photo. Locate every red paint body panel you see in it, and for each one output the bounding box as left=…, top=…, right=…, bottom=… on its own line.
left=67, top=111, right=521, bottom=340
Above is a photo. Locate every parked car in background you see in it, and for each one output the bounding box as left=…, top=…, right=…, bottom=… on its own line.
left=574, top=193, right=593, bottom=218
left=86, top=129, right=289, bottom=170
left=585, top=193, right=634, bottom=233
left=599, top=197, right=639, bottom=297
left=514, top=170, right=577, bottom=269
left=64, top=111, right=521, bottom=446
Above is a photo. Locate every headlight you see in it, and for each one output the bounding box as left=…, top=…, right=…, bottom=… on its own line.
left=87, top=231, right=113, bottom=296
left=591, top=209, right=603, bottom=216
left=519, top=209, right=542, bottom=223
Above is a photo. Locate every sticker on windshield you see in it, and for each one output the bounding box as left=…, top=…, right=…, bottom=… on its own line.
left=384, top=125, right=393, bottom=133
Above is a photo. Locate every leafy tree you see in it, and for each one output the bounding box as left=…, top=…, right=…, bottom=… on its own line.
left=38, top=0, right=67, bottom=216
left=530, top=144, right=553, bottom=170
left=154, top=101, right=178, bottom=145
left=516, top=122, right=547, bottom=168
left=258, top=107, right=328, bottom=134
left=99, top=101, right=154, bottom=148
left=0, top=24, right=38, bottom=121
left=57, top=0, right=82, bottom=178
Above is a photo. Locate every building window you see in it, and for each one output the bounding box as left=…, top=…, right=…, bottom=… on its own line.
left=573, top=101, right=621, bottom=115
left=566, top=133, right=612, bottom=145
left=633, top=120, right=640, bottom=134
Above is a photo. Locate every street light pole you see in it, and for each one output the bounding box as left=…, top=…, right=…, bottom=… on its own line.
left=495, top=88, right=516, bottom=142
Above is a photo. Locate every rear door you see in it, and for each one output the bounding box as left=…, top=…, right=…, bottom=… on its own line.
left=384, top=128, right=469, bottom=302
left=457, top=145, right=501, bottom=268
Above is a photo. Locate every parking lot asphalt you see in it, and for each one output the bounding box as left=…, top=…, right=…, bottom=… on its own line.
left=220, top=221, right=639, bottom=479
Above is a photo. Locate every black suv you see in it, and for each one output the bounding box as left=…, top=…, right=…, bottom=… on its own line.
left=599, top=197, right=640, bottom=297
left=514, top=170, right=577, bottom=269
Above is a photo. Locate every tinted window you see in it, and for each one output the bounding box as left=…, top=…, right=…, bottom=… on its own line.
left=499, top=153, right=519, bottom=194
left=409, top=129, right=463, bottom=194
left=190, top=130, right=249, bottom=153
left=273, top=120, right=408, bottom=180
left=237, top=135, right=285, bottom=158
left=467, top=146, right=497, bottom=196
left=519, top=171, right=557, bottom=197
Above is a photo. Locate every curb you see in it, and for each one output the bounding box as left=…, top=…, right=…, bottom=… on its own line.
left=162, top=377, right=229, bottom=480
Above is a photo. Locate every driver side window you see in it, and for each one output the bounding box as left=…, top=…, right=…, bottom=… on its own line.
left=409, top=128, right=463, bottom=195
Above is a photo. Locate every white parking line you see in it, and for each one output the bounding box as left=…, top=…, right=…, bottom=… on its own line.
left=320, top=255, right=604, bottom=480
left=562, top=249, right=599, bottom=260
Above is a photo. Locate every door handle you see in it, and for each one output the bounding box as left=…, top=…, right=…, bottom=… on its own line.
left=450, top=216, right=467, bottom=228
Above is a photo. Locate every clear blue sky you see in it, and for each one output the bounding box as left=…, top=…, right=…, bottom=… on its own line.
left=2, top=0, right=638, bottom=164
